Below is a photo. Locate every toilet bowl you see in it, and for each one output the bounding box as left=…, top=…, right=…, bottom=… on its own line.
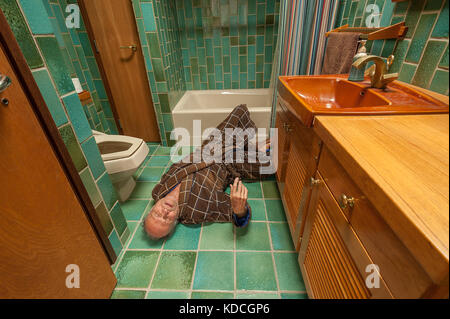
left=92, top=130, right=149, bottom=202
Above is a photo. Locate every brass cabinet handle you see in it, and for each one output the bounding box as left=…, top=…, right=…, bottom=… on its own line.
left=339, top=194, right=355, bottom=209
left=0, top=73, right=12, bottom=93
left=283, top=122, right=293, bottom=132
left=310, top=177, right=321, bottom=186
left=120, top=44, right=137, bottom=52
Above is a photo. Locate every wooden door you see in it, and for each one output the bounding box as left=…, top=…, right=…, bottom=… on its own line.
left=79, top=0, right=160, bottom=142
left=0, top=41, right=116, bottom=298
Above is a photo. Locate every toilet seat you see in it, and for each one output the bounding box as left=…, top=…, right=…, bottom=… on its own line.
left=91, top=130, right=149, bottom=202
left=94, top=134, right=143, bottom=161
left=92, top=130, right=149, bottom=176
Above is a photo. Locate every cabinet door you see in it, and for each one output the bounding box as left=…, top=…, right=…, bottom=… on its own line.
left=282, top=134, right=312, bottom=247
left=299, top=173, right=392, bottom=299
left=275, top=100, right=290, bottom=184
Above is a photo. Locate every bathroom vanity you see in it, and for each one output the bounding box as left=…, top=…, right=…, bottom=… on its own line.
left=276, top=76, right=449, bottom=299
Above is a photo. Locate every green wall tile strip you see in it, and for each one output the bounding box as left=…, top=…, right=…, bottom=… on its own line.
left=335, top=0, right=449, bottom=95
left=37, top=0, right=119, bottom=134
left=0, top=0, right=44, bottom=68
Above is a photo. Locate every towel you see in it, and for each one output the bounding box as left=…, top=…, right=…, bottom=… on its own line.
left=321, top=32, right=361, bottom=75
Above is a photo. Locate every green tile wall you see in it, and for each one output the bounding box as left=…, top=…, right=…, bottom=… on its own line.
left=1, top=0, right=129, bottom=257
left=0, top=0, right=44, bottom=69
left=336, top=0, right=449, bottom=95
left=177, top=0, right=280, bottom=90
left=134, top=0, right=184, bottom=146
left=52, top=0, right=119, bottom=134
left=134, top=0, right=280, bottom=146
left=153, top=0, right=185, bottom=142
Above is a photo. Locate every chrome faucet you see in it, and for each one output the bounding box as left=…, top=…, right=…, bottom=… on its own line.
left=352, top=55, right=398, bottom=89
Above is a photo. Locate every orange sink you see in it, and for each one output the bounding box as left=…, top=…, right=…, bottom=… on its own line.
left=278, top=75, right=449, bottom=127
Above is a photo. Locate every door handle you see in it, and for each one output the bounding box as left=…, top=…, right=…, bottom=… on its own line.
left=119, top=44, right=137, bottom=52
left=0, top=73, right=12, bottom=93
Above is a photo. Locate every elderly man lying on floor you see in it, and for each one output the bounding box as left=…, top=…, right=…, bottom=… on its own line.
left=143, top=104, right=275, bottom=239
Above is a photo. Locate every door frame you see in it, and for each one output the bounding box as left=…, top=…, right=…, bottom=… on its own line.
left=0, top=10, right=117, bottom=264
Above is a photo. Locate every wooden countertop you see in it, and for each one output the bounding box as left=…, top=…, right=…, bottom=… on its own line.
left=314, top=114, right=449, bottom=284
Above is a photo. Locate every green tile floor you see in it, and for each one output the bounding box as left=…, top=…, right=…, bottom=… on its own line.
left=110, top=144, right=307, bottom=299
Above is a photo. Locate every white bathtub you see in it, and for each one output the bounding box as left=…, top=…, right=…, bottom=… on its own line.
left=172, top=88, right=272, bottom=146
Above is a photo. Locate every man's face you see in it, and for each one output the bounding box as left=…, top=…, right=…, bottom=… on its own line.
left=144, top=196, right=179, bottom=239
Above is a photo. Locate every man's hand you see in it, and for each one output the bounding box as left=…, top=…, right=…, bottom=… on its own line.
left=230, top=177, right=248, bottom=218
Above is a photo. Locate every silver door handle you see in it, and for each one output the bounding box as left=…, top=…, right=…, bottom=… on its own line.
left=0, top=73, right=12, bottom=93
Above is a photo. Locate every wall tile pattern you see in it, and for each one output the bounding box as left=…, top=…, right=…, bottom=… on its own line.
left=133, top=0, right=186, bottom=146
left=336, top=0, right=449, bottom=95
left=133, top=0, right=281, bottom=146
left=176, top=0, right=280, bottom=91
left=54, top=0, right=119, bottom=134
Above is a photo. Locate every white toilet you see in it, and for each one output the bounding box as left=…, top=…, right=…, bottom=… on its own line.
left=92, top=130, right=149, bottom=202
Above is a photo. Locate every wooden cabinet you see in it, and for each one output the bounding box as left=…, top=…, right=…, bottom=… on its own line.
left=276, top=97, right=322, bottom=250
left=297, top=145, right=440, bottom=298
left=318, top=146, right=433, bottom=298
left=274, top=92, right=447, bottom=298
left=275, top=100, right=290, bottom=186
left=299, top=171, right=392, bottom=299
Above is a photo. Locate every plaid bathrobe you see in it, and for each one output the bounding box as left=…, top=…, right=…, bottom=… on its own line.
left=152, top=104, right=270, bottom=224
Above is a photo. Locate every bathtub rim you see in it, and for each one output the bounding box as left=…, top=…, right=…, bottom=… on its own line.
left=173, top=88, right=273, bottom=114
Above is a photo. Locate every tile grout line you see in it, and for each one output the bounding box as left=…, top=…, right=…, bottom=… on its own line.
left=111, top=195, right=153, bottom=275
left=112, top=155, right=159, bottom=291
left=144, top=153, right=170, bottom=297
left=145, top=216, right=167, bottom=296
left=233, top=208, right=237, bottom=299
left=114, top=287, right=307, bottom=294
left=261, top=180, right=281, bottom=299
left=126, top=248, right=296, bottom=253
left=188, top=222, right=203, bottom=299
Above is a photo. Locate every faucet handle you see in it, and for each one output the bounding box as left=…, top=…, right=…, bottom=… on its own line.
left=381, top=73, right=398, bottom=88
left=386, top=55, right=395, bottom=71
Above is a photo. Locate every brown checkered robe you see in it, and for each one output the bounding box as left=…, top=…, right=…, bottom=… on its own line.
left=152, top=104, right=270, bottom=224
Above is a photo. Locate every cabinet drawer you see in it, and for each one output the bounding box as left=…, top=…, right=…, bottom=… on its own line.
left=299, top=172, right=392, bottom=299
left=318, top=145, right=432, bottom=298
left=350, top=195, right=432, bottom=298
left=318, top=146, right=363, bottom=220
